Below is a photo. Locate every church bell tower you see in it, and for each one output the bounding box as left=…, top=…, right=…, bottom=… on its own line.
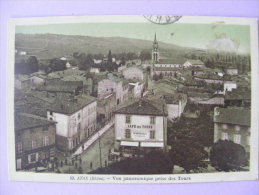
left=152, top=33, right=159, bottom=63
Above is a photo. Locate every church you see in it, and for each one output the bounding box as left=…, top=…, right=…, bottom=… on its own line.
left=150, top=34, right=185, bottom=77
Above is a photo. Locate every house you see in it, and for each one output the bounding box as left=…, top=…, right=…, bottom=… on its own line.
left=29, top=74, right=46, bottom=86
left=36, top=80, right=83, bottom=96
left=114, top=99, right=168, bottom=156
left=46, top=95, right=97, bottom=152
left=90, top=67, right=101, bottom=74
left=225, top=87, right=251, bottom=108
left=15, top=75, right=30, bottom=90
left=97, top=93, right=117, bottom=124
left=226, top=66, right=239, bottom=75
left=97, top=74, right=129, bottom=105
left=183, top=59, right=205, bottom=68
left=163, top=93, right=187, bottom=121
left=193, top=74, right=224, bottom=84
left=19, top=51, right=27, bottom=55
left=213, top=107, right=250, bottom=153
left=15, top=90, right=56, bottom=117
left=128, top=82, right=145, bottom=99
left=62, top=75, right=93, bottom=95
left=15, top=113, right=56, bottom=170
left=223, top=81, right=237, bottom=94
left=117, top=64, right=127, bottom=73
left=122, top=66, right=144, bottom=80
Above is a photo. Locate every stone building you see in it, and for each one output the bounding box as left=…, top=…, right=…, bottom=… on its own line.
left=122, top=66, right=144, bottom=81
left=114, top=99, right=168, bottom=156
left=213, top=107, right=250, bottom=153
left=46, top=95, right=97, bottom=152
left=98, top=74, right=129, bottom=105
left=15, top=113, right=56, bottom=170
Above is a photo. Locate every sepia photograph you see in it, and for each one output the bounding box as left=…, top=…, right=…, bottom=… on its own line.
left=7, top=15, right=259, bottom=183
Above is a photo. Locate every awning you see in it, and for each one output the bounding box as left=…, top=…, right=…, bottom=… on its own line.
left=120, top=141, right=139, bottom=147
left=140, top=142, right=164, bottom=147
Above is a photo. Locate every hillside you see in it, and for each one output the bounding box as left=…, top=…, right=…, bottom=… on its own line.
left=15, top=33, right=193, bottom=59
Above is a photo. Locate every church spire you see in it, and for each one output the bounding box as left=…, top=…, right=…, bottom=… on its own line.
left=154, top=33, right=157, bottom=43
left=152, top=33, right=159, bottom=63
left=153, top=33, right=158, bottom=51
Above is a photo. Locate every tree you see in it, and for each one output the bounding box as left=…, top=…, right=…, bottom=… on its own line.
left=139, top=50, right=151, bottom=61
left=210, top=140, right=248, bottom=171
left=49, top=58, right=67, bottom=72
left=26, top=56, right=39, bottom=73
left=106, top=50, right=117, bottom=72
left=170, top=138, right=208, bottom=173
left=78, top=53, right=93, bottom=71
left=15, top=56, right=39, bottom=75
left=90, top=151, right=172, bottom=174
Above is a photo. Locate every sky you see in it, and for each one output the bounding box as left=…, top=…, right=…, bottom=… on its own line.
left=16, top=23, right=250, bottom=53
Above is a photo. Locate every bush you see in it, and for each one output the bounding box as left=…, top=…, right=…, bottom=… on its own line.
left=210, top=140, right=248, bottom=171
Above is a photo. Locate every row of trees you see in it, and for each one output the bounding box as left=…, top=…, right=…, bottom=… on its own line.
left=91, top=139, right=247, bottom=174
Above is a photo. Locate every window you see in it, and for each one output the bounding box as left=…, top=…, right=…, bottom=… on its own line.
left=49, top=111, right=53, bottom=116
left=222, top=124, right=228, bottom=129
left=150, top=130, right=155, bottom=139
left=126, top=115, right=131, bottom=123
left=31, top=140, right=37, bottom=149
left=233, top=134, right=241, bottom=144
left=17, top=142, right=22, bottom=154
left=78, top=123, right=81, bottom=131
left=125, top=129, right=131, bottom=139
left=221, top=132, right=228, bottom=140
left=235, top=125, right=241, bottom=131
left=78, top=113, right=81, bottom=120
left=43, top=126, right=48, bottom=131
left=28, top=153, right=38, bottom=163
left=150, top=117, right=155, bottom=124
left=43, top=136, right=49, bottom=146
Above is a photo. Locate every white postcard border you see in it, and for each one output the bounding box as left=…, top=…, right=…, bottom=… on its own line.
left=7, top=15, right=259, bottom=184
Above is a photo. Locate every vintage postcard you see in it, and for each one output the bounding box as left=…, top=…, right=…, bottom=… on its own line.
left=7, top=15, right=259, bottom=183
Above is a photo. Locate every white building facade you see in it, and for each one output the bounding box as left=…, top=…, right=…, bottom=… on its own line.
left=47, top=97, right=97, bottom=152
left=114, top=99, right=167, bottom=155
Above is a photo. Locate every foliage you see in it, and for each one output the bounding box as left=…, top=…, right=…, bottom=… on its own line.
left=169, top=138, right=208, bottom=173
left=91, top=151, right=172, bottom=174
left=139, top=50, right=151, bottom=61
left=76, top=53, right=94, bottom=70
left=168, top=105, right=214, bottom=147
left=210, top=140, right=248, bottom=171
left=49, top=58, right=67, bottom=72
left=15, top=56, right=39, bottom=75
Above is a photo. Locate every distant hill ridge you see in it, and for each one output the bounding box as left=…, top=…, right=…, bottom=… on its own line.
left=15, top=33, right=193, bottom=59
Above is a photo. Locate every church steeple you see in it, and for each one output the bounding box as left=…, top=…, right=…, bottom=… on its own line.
left=153, top=33, right=159, bottom=51
left=152, top=33, right=159, bottom=62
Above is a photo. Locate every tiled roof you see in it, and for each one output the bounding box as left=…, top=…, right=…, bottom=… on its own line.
left=154, top=67, right=182, bottom=71
left=164, top=93, right=187, bottom=104
left=156, top=58, right=185, bottom=65
left=115, top=98, right=167, bottom=116
left=15, top=91, right=55, bottom=117
left=214, top=107, right=250, bottom=126
left=186, top=59, right=205, bottom=65
left=225, top=88, right=251, bottom=100
left=15, top=113, right=55, bottom=131
left=37, top=80, right=83, bottom=93
left=48, top=95, right=96, bottom=115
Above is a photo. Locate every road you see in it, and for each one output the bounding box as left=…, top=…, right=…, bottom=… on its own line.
left=79, top=125, right=115, bottom=173
left=73, top=119, right=114, bottom=156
